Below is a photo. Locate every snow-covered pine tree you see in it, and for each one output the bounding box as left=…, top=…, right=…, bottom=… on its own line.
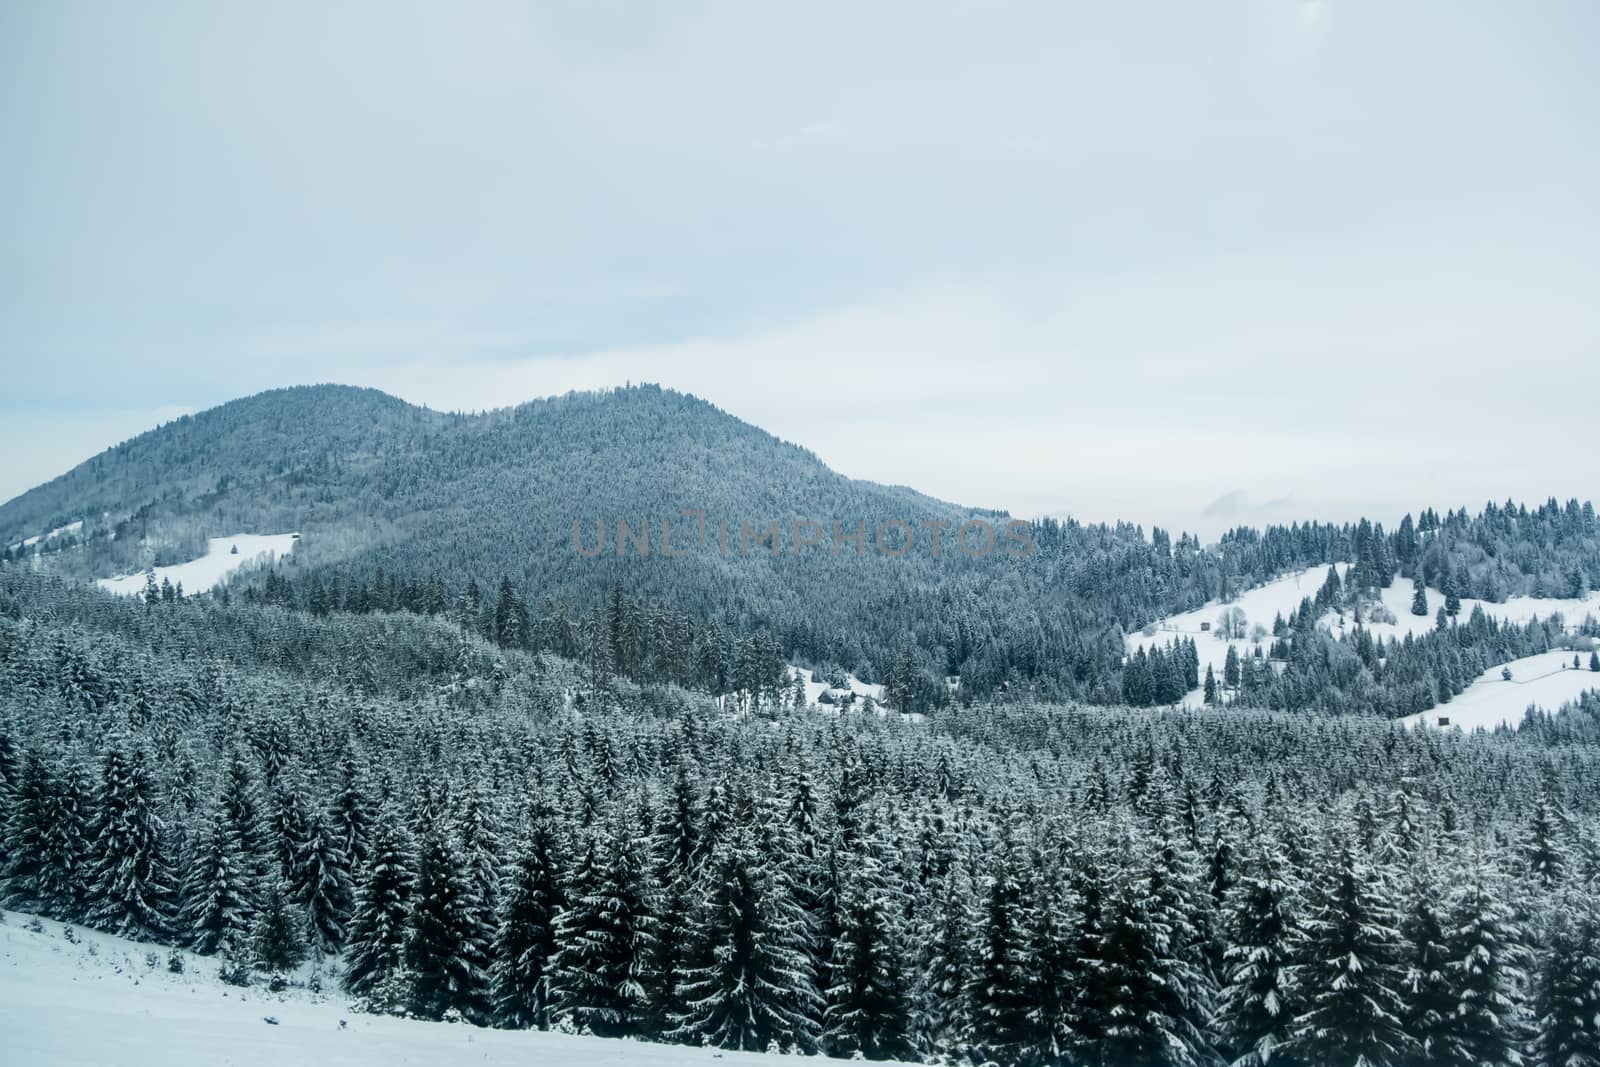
left=492, top=807, right=565, bottom=1030
left=343, top=816, right=414, bottom=998
left=1092, top=853, right=1207, bottom=1067
left=1437, top=858, right=1528, bottom=1067
left=86, top=745, right=174, bottom=940
left=180, top=802, right=256, bottom=955
left=1523, top=786, right=1571, bottom=889
left=671, top=813, right=819, bottom=1052
left=1143, top=796, right=1220, bottom=1067
left=822, top=841, right=914, bottom=1061
left=1022, top=861, right=1075, bottom=1067
left=1398, top=855, right=1454, bottom=1067
left=1218, top=836, right=1302, bottom=1067
left=1533, top=893, right=1600, bottom=1067
left=1, top=751, right=85, bottom=918
left=405, top=829, right=492, bottom=1022
left=218, top=750, right=266, bottom=881
left=291, top=809, right=352, bottom=955
left=915, top=862, right=973, bottom=1060
left=327, top=753, right=371, bottom=875
left=1289, top=833, right=1411, bottom=1067
left=646, top=771, right=702, bottom=1036
left=251, top=878, right=307, bottom=975
left=550, top=817, right=654, bottom=1038
left=965, top=818, right=1034, bottom=1062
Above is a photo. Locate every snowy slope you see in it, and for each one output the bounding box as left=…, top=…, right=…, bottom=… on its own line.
left=0, top=912, right=876, bottom=1067
left=1397, top=650, right=1600, bottom=733
left=792, top=664, right=886, bottom=707
left=8, top=519, right=83, bottom=552
left=97, top=533, right=299, bottom=597
left=1129, top=563, right=1600, bottom=714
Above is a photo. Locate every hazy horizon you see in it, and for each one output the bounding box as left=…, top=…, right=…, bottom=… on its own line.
left=5, top=1, right=1596, bottom=533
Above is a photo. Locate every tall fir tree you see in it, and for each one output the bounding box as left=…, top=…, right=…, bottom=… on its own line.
left=550, top=818, right=655, bottom=1038
left=491, top=811, right=565, bottom=1030
left=1533, top=894, right=1600, bottom=1067
left=965, top=820, right=1035, bottom=1062
left=343, top=817, right=414, bottom=998
left=1290, top=834, right=1411, bottom=1067
left=1218, top=838, right=1302, bottom=1067
left=671, top=816, right=820, bottom=1052
left=86, top=746, right=174, bottom=940
left=822, top=843, right=915, bottom=1061
left=405, top=830, right=492, bottom=1022
left=1437, top=860, right=1527, bottom=1067
left=180, top=803, right=256, bottom=955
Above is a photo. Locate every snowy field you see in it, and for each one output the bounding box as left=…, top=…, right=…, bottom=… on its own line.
left=97, top=533, right=299, bottom=598
left=1396, top=649, right=1600, bottom=733
left=792, top=664, right=886, bottom=707
left=0, top=912, right=858, bottom=1067
left=7, top=519, right=83, bottom=552
left=1129, top=563, right=1600, bottom=722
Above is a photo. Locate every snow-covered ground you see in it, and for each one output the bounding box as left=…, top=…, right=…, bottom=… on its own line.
left=1397, top=650, right=1600, bottom=733
left=1129, top=563, right=1600, bottom=720
left=792, top=664, right=886, bottom=708
left=97, top=533, right=299, bottom=597
left=0, top=911, right=860, bottom=1067
left=8, top=519, right=84, bottom=552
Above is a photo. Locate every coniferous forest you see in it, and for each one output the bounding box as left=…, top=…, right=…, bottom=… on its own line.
left=3, top=559, right=1600, bottom=1066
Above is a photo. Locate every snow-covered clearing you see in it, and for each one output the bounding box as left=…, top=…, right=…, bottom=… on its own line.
left=97, top=533, right=299, bottom=597
left=1397, top=650, right=1600, bottom=733
left=792, top=664, right=886, bottom=708
left=8, top=519, right=83, bottom=552
left=1129, top=563, right=1600, bottom=720
left=0, top=911, right=860, bottom=1067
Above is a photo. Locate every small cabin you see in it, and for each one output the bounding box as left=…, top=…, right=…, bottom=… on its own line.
left=1199, top=621, right=1211, bottom=632
left=1437, top=716, right=1450, bottom=727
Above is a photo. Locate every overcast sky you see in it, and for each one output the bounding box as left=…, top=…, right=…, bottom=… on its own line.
left=3, top=1, right=1596, bottom=535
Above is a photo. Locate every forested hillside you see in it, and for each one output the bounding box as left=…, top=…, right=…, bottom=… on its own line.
left=2, top=567, right=1600, bottom=1066
left=4, top=385, right=1600, bottom=711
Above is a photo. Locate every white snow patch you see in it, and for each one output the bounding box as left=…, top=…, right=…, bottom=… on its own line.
left=791, top=664, right=886, bottom=708
left=96, top=533, right=299, bottom=597
left=0, top=911, right=873, bottom=1067
left=1399, top=650, right=1600, bottom=733
left=1130, top=563, right=1600, bottom=710
left=9, top=519, right=83, bottom=552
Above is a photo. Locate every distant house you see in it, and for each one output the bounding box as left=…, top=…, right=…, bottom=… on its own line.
left=1437, top=716, right=1450, bottom=726
left=1199, top=621, right=1211, bottom=632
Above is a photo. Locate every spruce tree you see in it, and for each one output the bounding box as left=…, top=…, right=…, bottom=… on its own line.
left=291, top=810, right=353, bottom=955
left=1290, top=835, right=1411, bottom=1067
left=550, top=821, right=654, bottom=1038
left=343, top=817, right=414, bottom=998
left=1533, top=895, right=1600, bottom=1067
left=492, top=813, right=565, bottom=1030
left=405, top=830, right=491, bottom=1022
left=2, top=752, right=84, bottom=918
left=252, top=879, right=307, bottom=975
left=822, top=846, right=914, bottom=1061
left=965, top=824, right=1034, bottom=1062
left=671, top=818, right=819, bottom=1052
left=1438, top=862, right=1527, bottom=1067
left=180, top=804, right=256, bottom=955
left=86, top=746, right=174, bottom=940
left=1399, top=858, right=1454, bottom=1067
left=1412, top=577, right=1430, bottom=617
left=1218, top=840, right=1301, bottom=1067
